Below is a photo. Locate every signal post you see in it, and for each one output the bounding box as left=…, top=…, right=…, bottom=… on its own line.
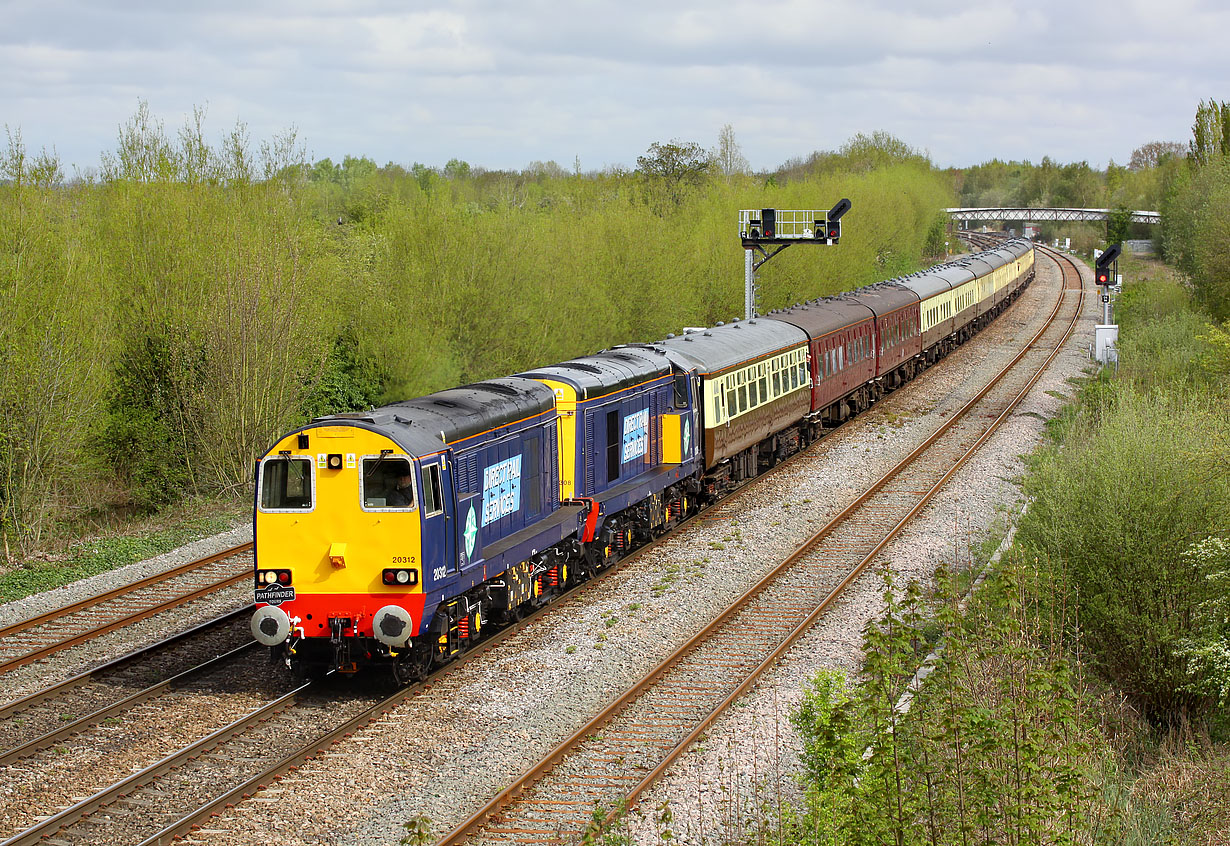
left=1093, top=242, right=1121, bottom=366
left=739, top=199, right=851, bottom=320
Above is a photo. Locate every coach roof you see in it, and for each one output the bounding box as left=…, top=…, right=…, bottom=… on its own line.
left=655, top=318, right=808, bottom=375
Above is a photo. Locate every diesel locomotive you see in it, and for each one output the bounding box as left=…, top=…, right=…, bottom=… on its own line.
left=251, top=239, right=1035, bottom=682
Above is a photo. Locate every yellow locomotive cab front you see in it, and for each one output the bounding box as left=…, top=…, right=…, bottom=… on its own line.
left=251, top=425, right=428, bottom=664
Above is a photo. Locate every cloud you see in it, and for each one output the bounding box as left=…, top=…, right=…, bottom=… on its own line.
left=1, top=0, right=1224, bottom=172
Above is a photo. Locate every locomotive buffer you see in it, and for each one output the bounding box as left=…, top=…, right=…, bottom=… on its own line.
left=739, top=199, right=851, bottom=319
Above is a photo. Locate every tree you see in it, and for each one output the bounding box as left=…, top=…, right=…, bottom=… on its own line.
left=1190, top=99, right=1230, bottom=167
left=1129, top=141, right=1187, bottom=171
left=712, top=124, right=749, bottom=178
left=635, top=140, right=711, bottom=186
left=1106, top=206, right=1133, bottom=246
left=443, top=158, right=471, bottom=180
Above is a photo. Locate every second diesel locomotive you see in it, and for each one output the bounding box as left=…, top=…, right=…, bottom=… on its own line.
left=251, top=239, right=1035, bottom=681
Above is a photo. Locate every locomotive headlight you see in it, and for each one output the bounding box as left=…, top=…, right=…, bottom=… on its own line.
left=258, top=569, right=292, bottom=586
left=327, top=453, right=343, bottom=470
left=382, top=568, right=419, bottom=586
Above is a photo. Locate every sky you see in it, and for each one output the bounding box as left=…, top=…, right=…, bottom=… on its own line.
left=3, top=0, right=1226, bottom=176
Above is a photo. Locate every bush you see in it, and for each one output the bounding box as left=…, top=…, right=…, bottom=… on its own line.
left=1017, top=385, right=1230, bottom=724
left=787, top=567, right=1115, bottom=846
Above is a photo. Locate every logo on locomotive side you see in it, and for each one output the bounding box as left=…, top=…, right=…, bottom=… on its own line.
left=464, top=504, right=478, bottom=559
left=621, top=409, right=649, bottom=463
left=481, top=455, right=522, bottom=526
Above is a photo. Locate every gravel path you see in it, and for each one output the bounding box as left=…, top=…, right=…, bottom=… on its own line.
left=168, top=252, right=1091, bottom=846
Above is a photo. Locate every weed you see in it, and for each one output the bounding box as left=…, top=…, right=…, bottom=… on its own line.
left=399, top=815, right=432, bottom=846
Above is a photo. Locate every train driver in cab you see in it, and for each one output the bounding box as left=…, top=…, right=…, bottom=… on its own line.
left=387, top=472, right=415, bottom=508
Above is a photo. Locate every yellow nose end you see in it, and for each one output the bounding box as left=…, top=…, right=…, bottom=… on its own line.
left=329, top=542, right=347, bottom=569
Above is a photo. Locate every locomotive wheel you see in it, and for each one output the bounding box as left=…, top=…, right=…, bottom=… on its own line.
left=392, top=643, right=434, bottom=684
left=291, top=659, right=329, bottom=683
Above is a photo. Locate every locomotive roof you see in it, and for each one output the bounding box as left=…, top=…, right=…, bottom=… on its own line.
left=520, top=347, right=671, bottom=399
left=765, top=297, right=875, bottom=339
left=655, top=318, right=808, bottom=375
left=311, top=376, right=555, bottom=455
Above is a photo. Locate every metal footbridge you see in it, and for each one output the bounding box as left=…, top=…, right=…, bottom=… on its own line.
left=946, top=207, right=1160, bottom=225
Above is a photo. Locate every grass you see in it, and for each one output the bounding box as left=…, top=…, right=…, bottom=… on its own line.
left=0, top=497, right=244, bottom=603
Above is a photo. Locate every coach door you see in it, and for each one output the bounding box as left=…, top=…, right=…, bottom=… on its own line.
left=419, top=455, right=458, bottom=585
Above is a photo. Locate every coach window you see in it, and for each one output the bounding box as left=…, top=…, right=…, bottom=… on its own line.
left=772, top=370, right=781, bottom=395
left=727, top=387, right=737, bottom=418
left=361, top=456, right=415, bottom=511
left=738, top=385, right=748, bottom=413
left=259, top=456, right=314, bottom=512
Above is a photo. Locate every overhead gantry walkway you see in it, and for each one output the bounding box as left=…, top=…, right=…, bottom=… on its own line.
left=946, top=207, right=1160, bottom=225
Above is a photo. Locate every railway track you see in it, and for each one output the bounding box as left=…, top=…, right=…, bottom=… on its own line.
left=0, top=240, right=1085, bottom=845
left=0, top=609, right=254, bottom=765
left=0, top=434, right=839, bottom=846
left=432, top=243, right=1086, bottom=844
left=0, top=544, right=253, bottom=678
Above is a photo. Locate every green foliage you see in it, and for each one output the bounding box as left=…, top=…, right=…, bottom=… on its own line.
left=788, top=566, right=1112, bottom=845
left=636, top=139, right=711, bottom=185
left=1112, top=263, right=1225, bottom=393
left=1017, top=384, right=1230, bottom=723
left=99, top=327, right=202, bottom=509
left=1188, top=99, right=1230, bottom=167
left=1174, top=537, right=1230, bottom=708
left=0, top=510, right=234, bottom=602
left=1161, top=157, right=1230, bottom=320
left=298, top=332, right=386, bottom=422
left=0, top=109, right=956, bottom=552
left=1106, top=206, right=1133, bottom=246
left=922, top=214, right=947, bottom=259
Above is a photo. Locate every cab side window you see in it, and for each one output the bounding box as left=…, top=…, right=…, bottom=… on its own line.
left=422, top=463, right=444, bottom=516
